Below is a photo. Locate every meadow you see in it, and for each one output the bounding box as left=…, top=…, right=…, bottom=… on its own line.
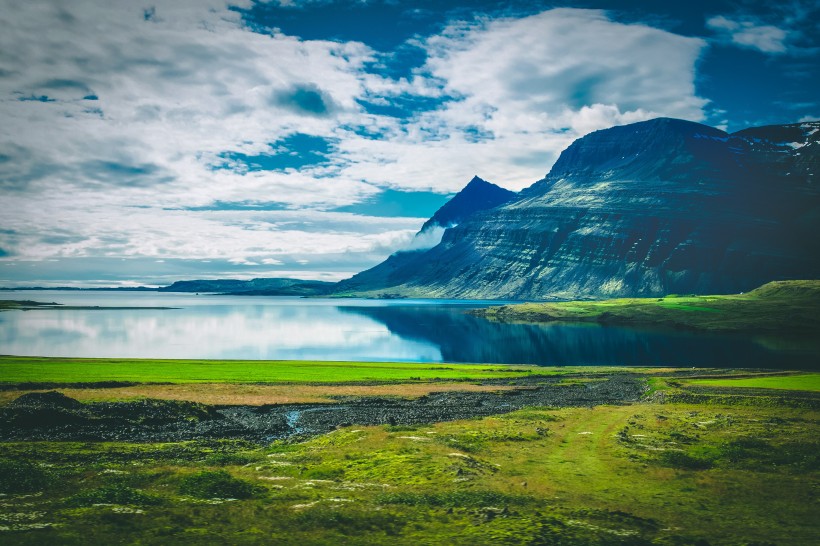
left=0, top=360, right=817, bottom=544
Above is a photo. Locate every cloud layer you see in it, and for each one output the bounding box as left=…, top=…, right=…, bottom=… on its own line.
left=707, top=15, right=789, bottom=54
left=0, top=2, right=709, bottom=285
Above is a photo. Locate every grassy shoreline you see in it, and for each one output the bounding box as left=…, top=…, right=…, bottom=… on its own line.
left=0, top=356, right=541, bottom=385
left=473, top=280, right=820, bottom=333
left=683, top=373, right=820, bottom=391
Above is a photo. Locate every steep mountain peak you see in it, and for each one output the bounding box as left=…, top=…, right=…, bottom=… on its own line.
left=464, top=175, right=491, bottom=188
left=334, top=176, right=516, bottom=295
left=420, top=176, right=516, bottom=232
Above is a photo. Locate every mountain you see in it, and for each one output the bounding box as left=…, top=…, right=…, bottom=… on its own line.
left=420, top=175, right=516, bottom=232
left=334, top=118, right=820, bottom=300
left=158, top=278, right=334, bottom=296
left=334, top=176, right=516, bottom=296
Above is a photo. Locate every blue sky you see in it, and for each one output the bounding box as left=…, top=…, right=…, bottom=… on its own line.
left=0, top=0, right=818, bottom=286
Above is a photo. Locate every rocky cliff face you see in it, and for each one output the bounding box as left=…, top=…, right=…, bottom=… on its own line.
left=337, top=118, right=820, bottom=300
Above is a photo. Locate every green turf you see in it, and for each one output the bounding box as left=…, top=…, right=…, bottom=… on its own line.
left=0, top=356, right=546, bottom=384
left=475, top=279, right=820, bottom=333
left=685, top=373, right=820, bottom=392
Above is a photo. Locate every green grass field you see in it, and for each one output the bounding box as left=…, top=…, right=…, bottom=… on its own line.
left=685, top=373, right=820, bottom=392
left=0, top=361, right=817, bottom=544
left=475, top=279, right=820, bottom=333
left=1, top=400, right=817, bottom=545
left=0, top=356, right=544, bottom=384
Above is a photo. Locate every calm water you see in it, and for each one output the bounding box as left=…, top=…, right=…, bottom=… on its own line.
left=0, top=291, right=817, bottom=369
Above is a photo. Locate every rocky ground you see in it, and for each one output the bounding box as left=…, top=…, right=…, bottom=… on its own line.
left=0, top=374, right=645, bottom=443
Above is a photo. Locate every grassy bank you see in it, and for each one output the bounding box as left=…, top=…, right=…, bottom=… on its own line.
left=0, top=356, right=544, bottom=384
left=474, top=280, right=820, bottom=333
left=684, top=373, right=820, bottom=392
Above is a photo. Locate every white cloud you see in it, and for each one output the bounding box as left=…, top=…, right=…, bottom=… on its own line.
left=426, top=9, right=705, bottom=120
left=399, top=225, right=447, bottom=252
left=706, top=15, right=789, bottom=54
left=329, top=8, right=707, bottom=192
left=0, top=3, right=709, bottom=283
left=0, top=0, right=381, bottom=203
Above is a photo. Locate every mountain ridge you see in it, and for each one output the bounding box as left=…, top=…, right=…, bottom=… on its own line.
left=333, top=117, right=820, bottom=300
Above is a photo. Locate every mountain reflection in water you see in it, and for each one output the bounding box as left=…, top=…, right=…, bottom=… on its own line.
left=338, top=304, right=819, bottom=369
left=0, top=292, right=816, bottom=369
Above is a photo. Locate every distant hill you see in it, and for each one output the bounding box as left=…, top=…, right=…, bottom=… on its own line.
left=158, top=278, right=334, bottom=296
left=333, top=118, right=820, bottom=300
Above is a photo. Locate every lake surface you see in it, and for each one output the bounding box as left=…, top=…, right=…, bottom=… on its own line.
left=0, top=291, right=817, bottom=369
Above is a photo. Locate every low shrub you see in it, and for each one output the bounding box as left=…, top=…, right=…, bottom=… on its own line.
left=178, top=470, right=259, bottom=499
left=302, top=464, right=345, bottom=480
left=204, top=452, right=261, bottom=466
left=0, top=458, right=51, bottom=493
left=291, top=506, right=405, bottom=534
left=659, top=451, right=713, bottom=470
left=66, top=483, right=162, bottom=506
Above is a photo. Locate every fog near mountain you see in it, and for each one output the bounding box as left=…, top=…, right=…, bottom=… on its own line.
left=400, top=226, right=449, bottom=253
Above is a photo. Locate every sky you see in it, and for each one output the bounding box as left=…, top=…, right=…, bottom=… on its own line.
left=1, top=0, right=818, bottom=287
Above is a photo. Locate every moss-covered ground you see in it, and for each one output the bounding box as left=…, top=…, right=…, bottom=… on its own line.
left=0, top=370, right=817, bottom=545
left=475, top=280, right=820, bottom=334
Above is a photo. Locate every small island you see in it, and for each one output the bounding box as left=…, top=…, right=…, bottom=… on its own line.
left=0, top=301, right=177, bottom=311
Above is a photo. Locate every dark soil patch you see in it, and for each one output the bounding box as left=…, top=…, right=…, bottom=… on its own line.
left=0, top=375, right=645, bottom=443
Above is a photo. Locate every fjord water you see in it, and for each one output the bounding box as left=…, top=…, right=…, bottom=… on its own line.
left=0, top=291, right=816, bottom=369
